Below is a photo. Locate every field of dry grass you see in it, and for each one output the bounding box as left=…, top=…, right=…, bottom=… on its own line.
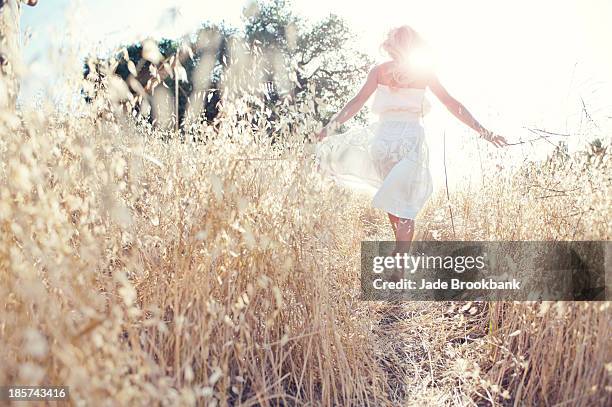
left=0, top=82, right=610, bottom=407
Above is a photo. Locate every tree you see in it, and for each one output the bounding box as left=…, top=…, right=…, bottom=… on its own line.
left=82, top=0, right=372, bottom=132
left=83, top=23, right=235, bottom=131
left=242, top=0, right=373, bottom=124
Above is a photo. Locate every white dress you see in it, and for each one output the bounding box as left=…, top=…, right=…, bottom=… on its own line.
left=315, top=84, right=433, bottom=220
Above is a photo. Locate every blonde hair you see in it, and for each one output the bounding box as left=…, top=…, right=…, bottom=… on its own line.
left=381, top=25, right=425, bottom=86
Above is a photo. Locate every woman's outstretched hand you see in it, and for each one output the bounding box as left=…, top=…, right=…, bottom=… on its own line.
left=480, top=129, right=509, bottom=147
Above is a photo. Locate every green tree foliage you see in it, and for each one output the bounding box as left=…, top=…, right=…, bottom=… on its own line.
left=83, top=0, right=373, bottom=131
left=243, top=0, right=373, bottom=123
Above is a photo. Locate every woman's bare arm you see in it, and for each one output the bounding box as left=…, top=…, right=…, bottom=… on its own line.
left=428, top=73, right=508, bottom=147
left=316, top=66, right=379, bottom=139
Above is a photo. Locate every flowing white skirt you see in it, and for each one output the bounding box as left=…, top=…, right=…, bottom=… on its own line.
left=315, top=115, right=433, bottom=219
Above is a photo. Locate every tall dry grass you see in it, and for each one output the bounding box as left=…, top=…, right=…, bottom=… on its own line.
left=1, top=47, right=610, bottom=407
left=0, top=94, right=403, bottom=405
left=422, top=141, right=611, bottom=406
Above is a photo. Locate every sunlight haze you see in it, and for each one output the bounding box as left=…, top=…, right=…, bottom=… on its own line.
left=20, top=0, right=611, bottom=189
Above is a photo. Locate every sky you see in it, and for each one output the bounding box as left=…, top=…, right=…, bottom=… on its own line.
left=19, top=0, right=612, bottom=189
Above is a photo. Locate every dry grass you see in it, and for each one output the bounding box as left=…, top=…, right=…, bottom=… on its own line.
left=0, top=70, right=610, bottom=407
left=420, top=143, right=612, bottom=406
left=1, top=100, right=406, bottom=405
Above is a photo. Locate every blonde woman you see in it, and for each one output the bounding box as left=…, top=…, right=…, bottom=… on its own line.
left=315, top=25, right=508, bottom=252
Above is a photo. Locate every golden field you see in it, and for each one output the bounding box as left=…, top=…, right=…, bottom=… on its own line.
left=0, top=87, right=610, bottom=407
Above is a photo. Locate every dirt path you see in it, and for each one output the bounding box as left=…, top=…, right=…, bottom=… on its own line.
left=373, top=301, right=489, bottom=406
left=361, top=211, right=489, bottom=406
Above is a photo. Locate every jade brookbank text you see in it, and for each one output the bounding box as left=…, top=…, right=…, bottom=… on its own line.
left=372, top=278, right=521, bottom=290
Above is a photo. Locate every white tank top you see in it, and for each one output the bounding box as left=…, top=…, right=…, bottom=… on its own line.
left=371, top=84, right=431, bottom=121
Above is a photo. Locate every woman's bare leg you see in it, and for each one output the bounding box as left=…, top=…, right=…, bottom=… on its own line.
left=388, top=213, right=414, bottom=252
left=387, top=213, right=399, bottom=240
left=395, top=217, right=415, bottom=254
left=387, top=214, right=415, bottom=282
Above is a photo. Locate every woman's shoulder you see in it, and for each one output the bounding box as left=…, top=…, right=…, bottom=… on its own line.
left=367, top=62, right=395, bottom=83
left=371, top=61, right=395, bottom=74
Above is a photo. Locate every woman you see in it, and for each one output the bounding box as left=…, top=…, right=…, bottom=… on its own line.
left=315, top=25, right=508, bottom=254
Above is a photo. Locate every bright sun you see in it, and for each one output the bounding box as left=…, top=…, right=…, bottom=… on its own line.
left=408, top=46, right=434, bottom=73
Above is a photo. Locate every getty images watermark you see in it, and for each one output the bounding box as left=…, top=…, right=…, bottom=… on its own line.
left=360, top=241, right=610, bottom=301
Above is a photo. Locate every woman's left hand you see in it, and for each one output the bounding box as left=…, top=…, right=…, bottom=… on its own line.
left=481, top=130, right=509, bottom=147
